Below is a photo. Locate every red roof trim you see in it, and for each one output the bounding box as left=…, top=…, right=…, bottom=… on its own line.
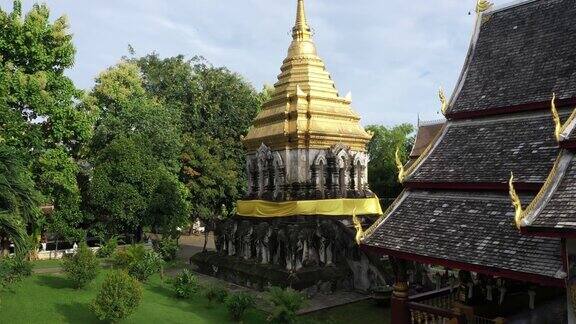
left=520, top=225, right=576, bottom=238
left=560, top=140, right=576, bottom=150
left=361, top=245, right=564, bottom=287
left=405, top=181, right=542, bottom=192
left=446, top=97, right=576, bottom=120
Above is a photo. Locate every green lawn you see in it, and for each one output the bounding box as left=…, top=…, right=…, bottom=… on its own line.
left=0, top=269, right=388, bottom=324
left=0, top=271, right=267, bottom=324
left=32, top=259, right=63, bottom=269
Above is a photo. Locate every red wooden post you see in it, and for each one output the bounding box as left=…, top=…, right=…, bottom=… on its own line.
left=391, top=257, right=410, bottom=324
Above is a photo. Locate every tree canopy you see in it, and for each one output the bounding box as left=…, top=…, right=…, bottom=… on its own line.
left=366, top=124, right=414, bottom=199
left=0, top=1, right=95, bottom=244
left=87, top=62, right=189, bottom=238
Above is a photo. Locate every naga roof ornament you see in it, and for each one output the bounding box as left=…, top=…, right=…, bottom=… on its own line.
left=475, top=0, right=494, bottom=14
left=508, top=172, right=524, bottom=229
left=395, top=146, right=406, bottom=183
left=551, top=93, right=562, bottom=141
left=438, top=87, right=448, bottom=115
left=352, top=208, right=364, bottom=245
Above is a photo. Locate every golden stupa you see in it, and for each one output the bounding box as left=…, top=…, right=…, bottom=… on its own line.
left=242, top=0, right=372, bottom=153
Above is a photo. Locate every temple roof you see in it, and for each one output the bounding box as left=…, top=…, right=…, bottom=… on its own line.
left=242, top=0, right=372, bottom=153
left=406, top=112, right=562, bottom=185
left=448, top=0, right=576, bottom=117
left=522, top=150, right=576, bottom=231
left=363, top=0, right=573, bottom=283
left=363, top=190, right=563, bottom=282
left=409, top=120, right=444, bottom=159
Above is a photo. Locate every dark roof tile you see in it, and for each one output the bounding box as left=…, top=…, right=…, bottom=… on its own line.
left=451, top=0, right=576, bottom=114
left=363, top=190, right=562, bottom=278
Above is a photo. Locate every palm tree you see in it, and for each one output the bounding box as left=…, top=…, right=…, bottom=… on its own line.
left=0, top=145, right=41, bottom=255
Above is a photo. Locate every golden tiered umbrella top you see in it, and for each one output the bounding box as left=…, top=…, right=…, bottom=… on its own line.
left=243, top=0, right=372, bottom=153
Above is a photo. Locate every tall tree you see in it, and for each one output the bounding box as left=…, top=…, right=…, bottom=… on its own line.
left=87, top=62, right=189, bottom=239
left=0, top=1, right=95, bottom=242
left=366, top=124, right=414, bottom=199
left=135, top=54, right=263, bottom=221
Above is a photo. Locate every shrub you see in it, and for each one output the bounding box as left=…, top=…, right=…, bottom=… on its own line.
left=96, top=236, right=118, bottom=258
left=267, top=287, right=307, bottom=324
left=0, top=254, right=32, bottom=288
left=225, top=292, right=256, bottom=322
left=171, top=269, right=198, bottom=298
left=113, top=244, right=163, bottom=282
left=62, top=242, right=100, bottom=289
left=91, top=270, right=142, bottom=322
left=154, top=237, right=179, bottom=261
left=204, top=284, right=228, bottom=305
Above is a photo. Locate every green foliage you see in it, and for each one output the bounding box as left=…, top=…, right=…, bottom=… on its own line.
left=96, top=236, right=118, bottom=258
left=366, top=124, right=415, bottom=198
left=225, top=292, right=256, bottom=322
left=90, top=270, right=142, bottom=322
left=153, top=237, right=179, bottom=261
left=0, top=145, right=41, bottom=254
left=87, top=62, right=189, bottom=237
left=135, top=54, right=262, bottom=221
left=203, top=284, right=228, bottom=305
left=0, top=1, right=94, bottom=243
left=0, top=254, right=32, bottom=289
left=171, top=269, right=198, bottom=299
left=61, top=241, right=99, bottom=289
left=266, top=287, right=307, bottom=324
left=112, top=245, right=163, bottom=282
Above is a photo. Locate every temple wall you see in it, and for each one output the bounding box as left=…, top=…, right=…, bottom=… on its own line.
left=245, top=143, right=371, bottom=200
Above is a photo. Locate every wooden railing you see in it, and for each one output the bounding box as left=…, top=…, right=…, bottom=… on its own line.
left=408, top=301, right=466, bottom=323
left=408, top=287, right=464, bottom=324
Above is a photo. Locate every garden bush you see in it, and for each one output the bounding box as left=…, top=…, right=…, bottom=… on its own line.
left=62, top=242, right=100, bottom=289
left=90, top=270, right=143, bottom=322
left=171, top=269, right=198, bottom=298
left=267, top=287, right=307, bottom=324
left=0, top=254, right=32, bottom=288
left=204, top=284, right=228, bottom=305
left=113, top=244, right=163, bottom=282
left=225, top=292, right=256, bottom=322
left=96, top=236, right=118, bottom=258
left=153, top=237, right=179, bottom=261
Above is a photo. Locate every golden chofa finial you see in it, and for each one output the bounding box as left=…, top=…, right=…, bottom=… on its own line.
left=293, top=0, right=312, bottom=41
left=551, top=93, right=562, bottom=141
left=439, top=87, right=448, bottom=115
left=476, top=0, right=494, bottom=14
left=508, top=172, right=524, bottom=229
left=395, top=146, right=406, bottom=183
left=352, top=208, right=364, bottom=245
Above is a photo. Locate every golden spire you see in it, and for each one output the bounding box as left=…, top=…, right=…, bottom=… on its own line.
left=242, top=0, right=372, bottom=153
left=293, top=0, right=312, bottom=41
left=395, top=147, right=406, bottom=183
left=508, top=172, right=524, bottom=229
left=352, top=208, right=364, bottom=245
left=551, top=93, right=562, bottom=141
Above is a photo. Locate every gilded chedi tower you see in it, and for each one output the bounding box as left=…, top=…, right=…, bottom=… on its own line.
left=242, top=0, right=374, bottom=202
left=194, top=0, right=386, bottom=294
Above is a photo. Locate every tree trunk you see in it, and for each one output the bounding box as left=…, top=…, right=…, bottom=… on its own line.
left=1, top=236, right=9, bottom=256
left=203, top=228, right=208, bottom=252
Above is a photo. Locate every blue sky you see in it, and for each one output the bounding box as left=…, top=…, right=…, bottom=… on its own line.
left=4, top=0, right=481, bottom=126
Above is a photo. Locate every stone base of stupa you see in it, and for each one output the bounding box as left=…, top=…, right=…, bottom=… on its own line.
left=192, top=251, right=351, bottom=292
left=191, top=216, right=391, bottom=295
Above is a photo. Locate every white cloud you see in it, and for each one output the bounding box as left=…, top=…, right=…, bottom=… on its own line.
left=5, top=0, right=483, bottom=126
